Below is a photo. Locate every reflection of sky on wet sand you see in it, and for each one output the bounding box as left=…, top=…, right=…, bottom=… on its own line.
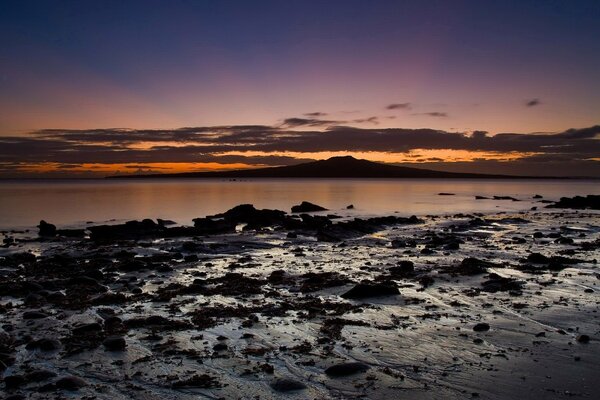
left=0, top=178, right=598, bottom=229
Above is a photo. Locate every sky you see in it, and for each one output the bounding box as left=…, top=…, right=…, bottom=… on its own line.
left=1, top=0, right=599, bottom=177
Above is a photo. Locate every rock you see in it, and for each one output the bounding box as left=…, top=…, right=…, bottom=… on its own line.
left=270, top=378, right=307, bottom=392
left=455, top=258, right=493, bottom=275
left=341, top=283, right=399, bottom=299
left=5, top=395, right=26, bottom=400
left=88, top=219, right=163, bottom=241
left=325, top=362, right=370, bottom=377
left=56, top=228, right=86, bottom=238
left=438, top=192, right=455, bottom=196
left=528, top=253, right=549, bottom=263
left=26, top=338, right=61, bottom=351
left=547, top=195, right=600, bottom=210
left=475, top=195, right=489, bottom=200
left=473, top=323, right=490, bottom=332
left=576, top=334, right=590, bottom=343
left=346, top=204, right=354, bottom=209
left=533, top=194, right=543, bottom=199
left=291, top=201, right=327, bottom=213
left=213, top=343, right=228, bottom=351
left=72, top=322, right=103, bottom=335
left=103, top=336, right=126, bottom=351
left=55, top=376, right=87, bottom=390
left=22, top=310, right=49, bottom=319
left=4, top=374, right=25, bottom=389
left=481, top=273, right=523, bottom=293
left=493, top=196, right=519, bottom=201
left=38, top=220, right=57, bottom=237
left=388, top=260, right=415, bottom=277
left=26, top=369, right=57, bottom=382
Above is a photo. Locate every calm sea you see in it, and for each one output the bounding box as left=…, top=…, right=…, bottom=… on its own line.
left=0, top=178, right=597, bottom=230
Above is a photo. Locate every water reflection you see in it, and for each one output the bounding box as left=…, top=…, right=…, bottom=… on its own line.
left=0, top=178, right=597, bottom=228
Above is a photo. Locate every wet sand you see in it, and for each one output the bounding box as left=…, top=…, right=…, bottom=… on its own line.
left=0, top=199, right=599, bottom=399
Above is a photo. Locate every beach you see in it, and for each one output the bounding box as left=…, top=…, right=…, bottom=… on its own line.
left=0, top=194, right=598, bottom=399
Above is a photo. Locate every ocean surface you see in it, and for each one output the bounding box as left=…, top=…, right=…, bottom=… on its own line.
left=0, top=178, right=598, bottom=229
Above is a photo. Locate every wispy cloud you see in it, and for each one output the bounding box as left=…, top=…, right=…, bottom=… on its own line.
left=386, top=103, right=412, bottom=110
left=413, top=112, right=448, bottom=118
left=281, top=117, right=342, bottom=127
left=526, top=98, right=541, bottom=107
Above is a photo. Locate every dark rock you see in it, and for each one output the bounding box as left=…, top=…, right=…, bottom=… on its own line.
left=346, top=204, right=354, bottom=209
left=341, top=283, right=399, bottom=299
left=475, top=196, right=489, bottom=200
left=473, top=323, right=490, bottom=332
left=26, top=370, right=57, bottom=382
left=213, top=343, right=228, bottom=351
left=56, top=228, right=86, bottom=238
left=481, top=273, right=523, bottom=293
left=55, top=376, right=87, bottom=390
left=576, top=334, right=590, bottom=343
left=38, top=220, right=57, bottom=237
left=72, top=322, right=103, bottom=335
left=493, top=196, right=520, bottom=201
left=547, top=195, right=600, bottom=210
left=88, top=219, right=163, bottom=241
left=455, top=258, right=494, bottom=275
left=5, top=395, right=26, bottom=400
left=103, top=336, right=126, bottom=351
left=22, top=310, right=49, bottom=319
left=4, top=374, right=25, bottom=389
left=26, top=338, right=61, bottom=351
left=325, top=362, right=370, bottom=377
left=438, top=192, right=455, bottom=196
left=270, top=378, right=307, bottom=392
left=291, top=201, right=327, bottom=213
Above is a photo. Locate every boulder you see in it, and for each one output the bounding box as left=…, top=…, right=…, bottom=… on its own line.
left=291, top=201, right=327, bottom=213
left=38, top=220, right=56, bottom=237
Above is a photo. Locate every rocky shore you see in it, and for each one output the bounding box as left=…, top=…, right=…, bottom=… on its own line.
left=0, top=197, right=599, bottom=399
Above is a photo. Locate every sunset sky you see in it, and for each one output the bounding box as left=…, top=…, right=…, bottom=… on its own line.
left=1, top=0, right=599, bottom=177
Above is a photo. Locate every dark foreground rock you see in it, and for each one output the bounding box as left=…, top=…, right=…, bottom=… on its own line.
left=325, top=362, right=370, bottom=377
left=341, top=282, right=399, bottom=299
left=270, top=377, right=307, bottom=392
left=291, top=201, right=327, bottom=213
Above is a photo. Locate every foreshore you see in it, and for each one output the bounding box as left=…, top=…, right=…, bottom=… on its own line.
left=0, top=198, right=599, bottom=399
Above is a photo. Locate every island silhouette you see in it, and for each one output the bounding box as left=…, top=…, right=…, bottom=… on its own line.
left=108, top=156, right=539, bottom=179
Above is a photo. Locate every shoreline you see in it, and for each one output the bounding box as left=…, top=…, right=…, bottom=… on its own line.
left=0, top=200, right=599, bottom=399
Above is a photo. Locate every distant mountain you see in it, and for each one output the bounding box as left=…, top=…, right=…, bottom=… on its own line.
left=108, top=156, right=533, bottom=179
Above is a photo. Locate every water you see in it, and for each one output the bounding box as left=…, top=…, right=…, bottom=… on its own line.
left=0, top=178, right=597, bottom=229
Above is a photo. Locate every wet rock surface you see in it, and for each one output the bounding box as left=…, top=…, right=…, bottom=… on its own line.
left=0, top=202, right=599, bottom=399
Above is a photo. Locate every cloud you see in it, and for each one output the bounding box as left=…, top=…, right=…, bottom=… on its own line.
left=1, top=123, right=599, bottom=176
left=352, top=116, right=379, bottom=124
left=386, top=103, right=412, bottom=110
left=414, top=112, right=448, bottom=118
left=281, top=117, right=341, bottom=127
left=526, top=98, right=541, bottom=107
